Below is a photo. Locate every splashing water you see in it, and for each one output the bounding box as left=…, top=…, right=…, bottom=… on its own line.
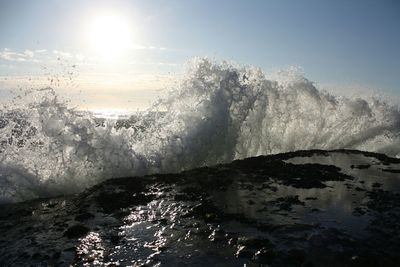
left=1, top=58, right=400, bottom=202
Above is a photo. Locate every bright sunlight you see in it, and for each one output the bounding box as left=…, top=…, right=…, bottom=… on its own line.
left=86, top=14, right=132, bottom=60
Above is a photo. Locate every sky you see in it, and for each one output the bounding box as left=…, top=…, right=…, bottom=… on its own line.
left=0, top=0, right=399, bottom=111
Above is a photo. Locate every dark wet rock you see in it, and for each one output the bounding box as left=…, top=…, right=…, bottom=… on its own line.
left=232, top=158, right=353, bottom=189
left=52, top=251, right=61, bottom=259
left=349, top=251, right=400, bottom=267
left=285, top=248, right=307, bottom=266
left=260, top=183, right=278, bottom=191
left=74, top=212, right=94, bottom=221
left=190, top=200, right=223, bottom=223
left=311, top=208, right=323, bottom=213
left=63, top=224, right=89, bottom=239
left=305, top=197, right=317, bottom=200
left=269, top=195, right=305, bottom=211
left=353, top=207, right=367, bottom=216
left=253, top=247, right=276, bottom=264
left=366, top=189, right=400, bottom=213
left=372, top=182, right=382, bottom=188
left=381, top=168, right=400, bottom=173
left=1, top=149, right=400, bottom=266
left=351, top=164, right=370, bottom=169
left=247, top=199, right=256, bottom=205
left=110, top=234, right=121, bottom=245
left=208, top=228, right=225, bottom=242
left=235, top=245, right=254, bottom=258
left=238, top=236, right=272, bottom=249
left=96, top=191, right=154, bottom=213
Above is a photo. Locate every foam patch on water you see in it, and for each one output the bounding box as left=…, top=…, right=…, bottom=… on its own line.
left=1, top=58, right=400, bottom=202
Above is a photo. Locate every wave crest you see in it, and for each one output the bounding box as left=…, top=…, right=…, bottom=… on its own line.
left=1, top=58, right=400, bottom=202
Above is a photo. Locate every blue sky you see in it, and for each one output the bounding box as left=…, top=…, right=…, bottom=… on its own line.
left=0, top=0, right=399, bottom=109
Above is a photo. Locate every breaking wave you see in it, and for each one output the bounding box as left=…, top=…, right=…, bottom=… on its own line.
left=1, top=58, right=400, bottom=202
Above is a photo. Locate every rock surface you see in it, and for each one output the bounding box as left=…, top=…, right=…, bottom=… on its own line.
left=1, top=149, right=400, bottom=266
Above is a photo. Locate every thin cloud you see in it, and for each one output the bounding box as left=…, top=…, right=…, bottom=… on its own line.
left=24, top=50, right=34, bottom=58
left=52, top=50, right=73, bottom=58
left=0, top=48, right=38, bottom=62
left=130, top=44, right=168, bottom=51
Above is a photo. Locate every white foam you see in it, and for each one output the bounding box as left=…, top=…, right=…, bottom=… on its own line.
left=1, top=58, right=399, bottom=202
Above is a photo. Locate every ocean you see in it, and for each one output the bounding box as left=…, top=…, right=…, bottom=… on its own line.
left=1, top=58, right=400, bottom=203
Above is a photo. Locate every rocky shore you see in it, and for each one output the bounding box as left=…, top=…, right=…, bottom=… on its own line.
left=1, top=149, right=400, bottom=266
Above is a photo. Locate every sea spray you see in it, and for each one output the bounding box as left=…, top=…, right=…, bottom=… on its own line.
left=1, top=58, right=400, bottom=202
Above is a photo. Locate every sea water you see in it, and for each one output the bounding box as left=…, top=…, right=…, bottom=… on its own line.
left=1, top=58, right=399, bottom=202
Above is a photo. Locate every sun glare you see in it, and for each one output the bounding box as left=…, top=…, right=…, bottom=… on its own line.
left=86, top=14, right=132, bottom=60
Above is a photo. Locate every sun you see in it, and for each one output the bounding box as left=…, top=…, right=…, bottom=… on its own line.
left=86, top=14, right=132, bottom=60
